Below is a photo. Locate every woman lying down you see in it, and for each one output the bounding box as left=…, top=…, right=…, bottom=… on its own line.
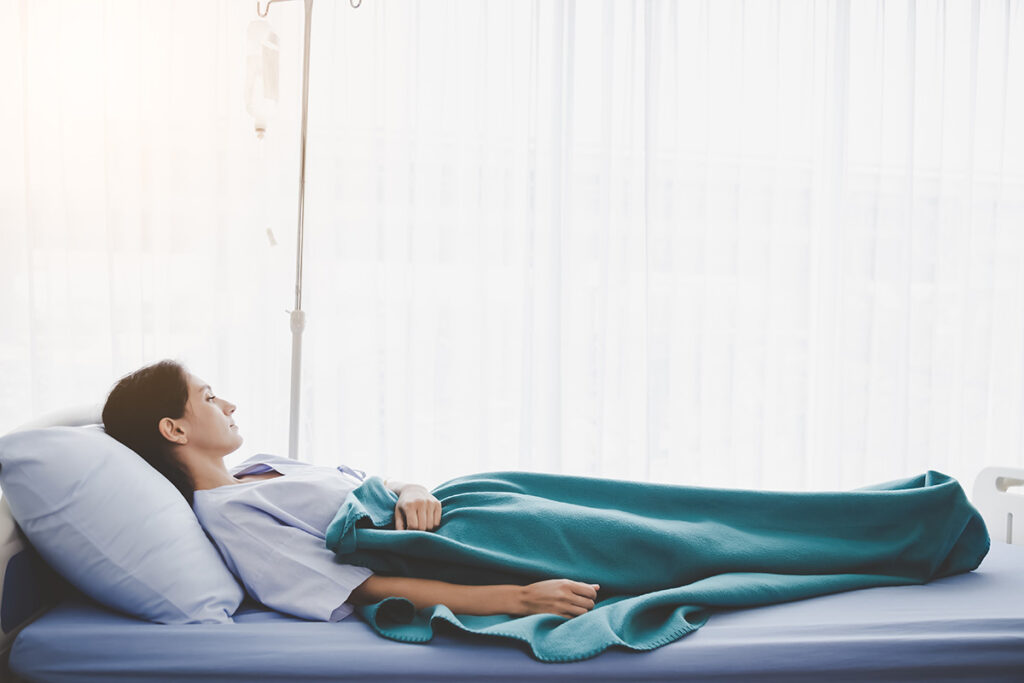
left=101, top=359, right=989, bottom=661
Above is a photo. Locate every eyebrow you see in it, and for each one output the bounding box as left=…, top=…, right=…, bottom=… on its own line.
left=199, top=385, right=212, bottom=394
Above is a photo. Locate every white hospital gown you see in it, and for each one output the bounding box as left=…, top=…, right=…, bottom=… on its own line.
left=192, top=453, right=374, bottom=622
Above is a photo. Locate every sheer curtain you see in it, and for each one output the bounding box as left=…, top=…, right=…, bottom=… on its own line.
left=3, top=0, right=1023, bottom=493
left=1, top=0, right=297, bottom=457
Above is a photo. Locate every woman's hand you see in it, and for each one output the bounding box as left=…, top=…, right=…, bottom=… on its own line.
left=393, top=484, right=442, bottom=531
left=516, top=579, right=600, bottom=619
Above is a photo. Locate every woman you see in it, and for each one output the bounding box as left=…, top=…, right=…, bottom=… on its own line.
left=101, top=359, right=600, bottom=623
left=100, top=360, right=990, bottom=661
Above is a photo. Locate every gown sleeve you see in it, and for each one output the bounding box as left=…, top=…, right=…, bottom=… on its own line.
left=201, top=499, right=373, bottom=622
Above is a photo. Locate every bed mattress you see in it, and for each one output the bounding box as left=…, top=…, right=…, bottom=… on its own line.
left=10, top=542, right=1024, bottom=682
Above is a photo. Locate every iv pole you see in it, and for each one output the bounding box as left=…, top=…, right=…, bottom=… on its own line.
left=255, top=0, right=361, bottom=460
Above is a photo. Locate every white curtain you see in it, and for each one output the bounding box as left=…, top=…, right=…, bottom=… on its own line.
left=1, top=0, right=297, bottom=460
left=2, top=0, right=1023, bottom=494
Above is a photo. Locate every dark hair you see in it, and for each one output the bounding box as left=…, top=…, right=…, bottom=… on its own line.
left=102, top=359, right=195, bottom=504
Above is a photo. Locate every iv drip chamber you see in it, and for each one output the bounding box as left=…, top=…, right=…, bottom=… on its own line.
left=245, top=19, right=280, bottom=140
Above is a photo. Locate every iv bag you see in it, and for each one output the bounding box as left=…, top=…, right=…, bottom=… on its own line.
left=245, top=19, right=280, bottom=140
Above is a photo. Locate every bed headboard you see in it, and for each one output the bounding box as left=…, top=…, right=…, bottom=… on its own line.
left=973, top=466, right=1024, bottom=546
left=0, top=404, right=102, bottom=671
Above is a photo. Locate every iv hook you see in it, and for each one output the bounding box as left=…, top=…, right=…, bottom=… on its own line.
left=258, top=0, right=360, bottom=15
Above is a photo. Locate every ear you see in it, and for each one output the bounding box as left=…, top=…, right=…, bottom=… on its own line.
left=158, top=416, right=188, bottom=445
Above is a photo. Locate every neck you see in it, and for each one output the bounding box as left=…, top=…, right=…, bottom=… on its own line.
left=177, top=448, right=239, bottom=491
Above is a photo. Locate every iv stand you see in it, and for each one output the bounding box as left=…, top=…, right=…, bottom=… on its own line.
left=288, top=0, right=311, bottom=462
left=256, top=0, right=361, bottom=460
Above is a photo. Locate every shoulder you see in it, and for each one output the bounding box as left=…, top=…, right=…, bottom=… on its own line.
left=192, top=482, right=265, bottom=527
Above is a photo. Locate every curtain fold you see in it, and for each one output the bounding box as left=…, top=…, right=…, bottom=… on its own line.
left=2, top=0, right=1022, bottom=493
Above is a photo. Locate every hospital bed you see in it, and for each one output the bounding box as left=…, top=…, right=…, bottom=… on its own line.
left=1, top=410, right=1023, bottom=682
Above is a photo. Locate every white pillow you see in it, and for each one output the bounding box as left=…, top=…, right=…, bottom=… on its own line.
left=0, top=425, right=243, bottom=623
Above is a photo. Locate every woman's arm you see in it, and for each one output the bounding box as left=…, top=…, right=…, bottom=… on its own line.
left=349, top=575, right=600, bottom=619
left=370, top=481, right=599, bottom=617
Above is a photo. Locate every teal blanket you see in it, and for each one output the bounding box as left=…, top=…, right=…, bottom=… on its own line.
left=325, top=470, right=989, bottom=662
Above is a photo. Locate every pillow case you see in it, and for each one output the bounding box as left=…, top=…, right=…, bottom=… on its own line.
left=0, top=425, right=243, bottom=623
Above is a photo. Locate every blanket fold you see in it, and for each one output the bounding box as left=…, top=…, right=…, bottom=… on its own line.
left=325, top=470, right=989, bottom=662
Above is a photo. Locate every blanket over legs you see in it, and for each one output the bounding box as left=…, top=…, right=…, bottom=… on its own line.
left=324, top=470, right=990, bottom=662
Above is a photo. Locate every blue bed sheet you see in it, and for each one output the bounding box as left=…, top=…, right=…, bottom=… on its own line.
left=10, top=542, right=1024, bottom=682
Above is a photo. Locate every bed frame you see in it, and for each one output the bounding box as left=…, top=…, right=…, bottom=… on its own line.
left=0, top=405, right=103, bottom=675
left=2, top=408, right=1022, bottom=681
left=974, top=466, right=1023, bottom=545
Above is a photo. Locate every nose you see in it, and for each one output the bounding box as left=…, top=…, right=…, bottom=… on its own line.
left=219, top=398, right=236, bottom=414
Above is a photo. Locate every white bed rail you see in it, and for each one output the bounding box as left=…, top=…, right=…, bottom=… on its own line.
left=972, top=466, right=1024, bottom=546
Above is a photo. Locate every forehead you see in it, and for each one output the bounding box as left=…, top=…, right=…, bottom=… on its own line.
left=187, top=373, right=211, bottom=394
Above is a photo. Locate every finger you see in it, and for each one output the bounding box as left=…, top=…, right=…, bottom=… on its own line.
left=567, top=595, right=595, bottom=611
left=571, top=582, right=599, bottom=599
left=405, top=508, right=419, bottom=530
left=432, top=504, right=442, bottom=529
left=565, top=605, right=587, bottom=618
left=395, top=509, right=405, bottom=531
left=415, top=503, right=429, bottom=529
